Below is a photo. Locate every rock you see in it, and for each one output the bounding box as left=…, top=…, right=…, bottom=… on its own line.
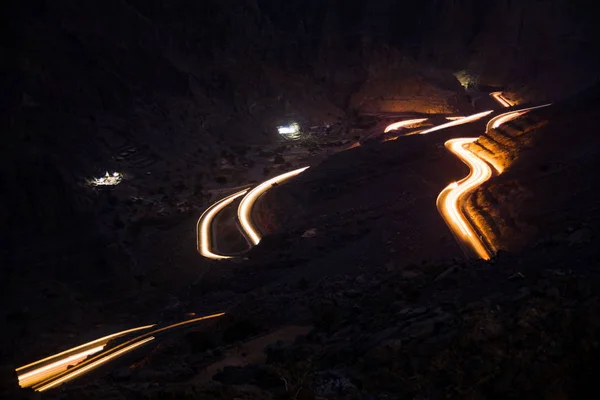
left=401, top=270, right=422, bottom=280
left=112, top=367, right=132, bottom=381
left=0, top=365, right=20, bottom=395
left=313, top=370, right=356, bottom=397
left=213, top=366, right=255, bottom=385
left=434, top=266, right=457, bottom=281
left=403, top=313, right=452, bottom=339
left=185, top=331, right=218, bottom=353
left=568, top=227, right=594, bottom=245
left=398, top=307, right=428, bottom=318
left=365, top=327, right=399, bottom=349
left=546, top=287, right=560, bottom=299
left=366, top=339, right=403, bottom=364
left=296, top=387, right=316, bottom=400
left=213, top=365, right=283, bottom=390
left=302, top=228, right=317, bottom=238
left=223, top=319, right=260, bottom=343
left=344, top=289, right=360, bottom=299
left=265, top=340, right=290, bottom=363
left=513, top=287, right=530, bottom=301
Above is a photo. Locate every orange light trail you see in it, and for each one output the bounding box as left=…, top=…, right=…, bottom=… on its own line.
left=35, top=337, right=156, bottom=392
left=29, top=313, right=225, bottom=391
left=16, top=324, right=155, bottom=388
left=436, top=138, right=493, bottom=260
left=490, top=92, right=512, bottom=107
left=436, top=104, right=552, bottom=259
left=485, top=103, right=552, bottom=133
left=17, top=346, right=104, bottom=388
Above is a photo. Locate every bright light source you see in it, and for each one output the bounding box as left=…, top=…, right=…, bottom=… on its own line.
left=91, top=171, right=122, bottom=186
left=278, top=123, right=300, bottom=136
left=384, top=118, right=428, bottom=133
left=419, top=110, right=493, bottom=135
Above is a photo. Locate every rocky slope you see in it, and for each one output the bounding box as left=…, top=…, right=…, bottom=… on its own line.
left=37, top=203, right=600, bottom=400
left=468, top=83, right=600, bottom=252
left=0, top=0, right=475, bottom=367
left=29, top=85, right=600, bottom=399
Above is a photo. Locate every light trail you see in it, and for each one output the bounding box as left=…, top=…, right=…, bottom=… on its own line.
left=35, top=337, right=156, bottom=392
left=418, top=110, right=493, bottom=135
left=197, top=189, right=249, bottom=260
left=384, top=118, right=428, bottom=133
left=238, top=167, right=309, bottom=245
left=485, top=103, right=552, bottom=133
left=437, top=103, right=553, bottom=259
left=436, top=138, right=494, bottom=260
left=17, top=346, right=104, bottom=388
left=490, top=91, right=512, bottom=107
left=384, top=111, right=494, bottom=141
left=30, top=313, right=225, bottom=392
left=16, top=324, right=155, bottom=388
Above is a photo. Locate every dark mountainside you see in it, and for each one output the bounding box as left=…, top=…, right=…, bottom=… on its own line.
left=36, top=86, right=600, bottom=399
left=2, top=0, right=600, bottom=398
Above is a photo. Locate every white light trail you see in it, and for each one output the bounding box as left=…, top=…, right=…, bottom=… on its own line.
left=197, top=189, right=249, bottom=260
left=238, top=167, right=309, bottom=245
left=419, top=110, right=493, bottom=135
left=384, top=118, right=428, bottom=133
left=437, top=138, right=493, bottom=260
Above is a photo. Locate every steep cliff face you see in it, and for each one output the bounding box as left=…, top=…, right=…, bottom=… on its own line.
left=421, top=0, right=600, bottom=101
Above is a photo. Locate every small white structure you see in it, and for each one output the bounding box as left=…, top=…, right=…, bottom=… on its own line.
left=277, top=122, right=301, bottom=138
left=91, top=171, right=123, bottom=186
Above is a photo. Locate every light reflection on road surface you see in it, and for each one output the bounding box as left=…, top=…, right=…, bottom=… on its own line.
left=197, top=189, right=249, bottom=260
left=237, top=167, right=310, bottom=245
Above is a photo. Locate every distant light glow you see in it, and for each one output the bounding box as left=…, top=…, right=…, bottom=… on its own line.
left=278, top=123, right=300, bottom=136
left=91, top=171, right=122, bottom=186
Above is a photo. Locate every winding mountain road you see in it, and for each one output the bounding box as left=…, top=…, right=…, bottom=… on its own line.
left=437, top=103, right=551, bottom=259
left=197, top=188, right=250, bottom=260
left=16, top=92, right=552, bottom=394
left=436, top=138, right=495, bottom=259
left=237, top=166, right=310, bottom=245
left=19, top=313, right=225, bottom=392
left=490, top=91, right=513, bottom=107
